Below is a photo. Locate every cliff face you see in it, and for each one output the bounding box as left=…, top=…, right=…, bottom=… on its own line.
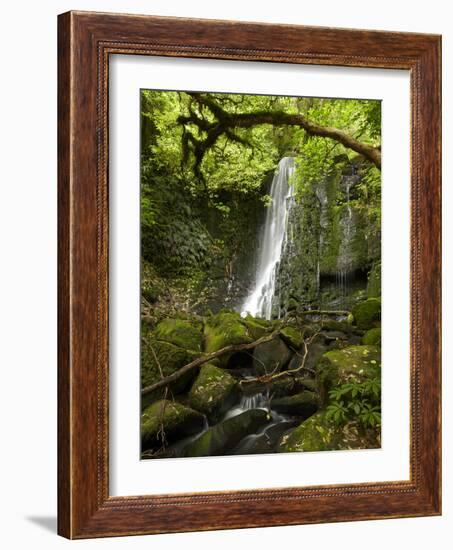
left=275, top=156, right=381, bottom=316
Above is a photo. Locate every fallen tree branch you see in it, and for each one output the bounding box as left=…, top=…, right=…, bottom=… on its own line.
left=141, top=328, right=281, bottom=397
left=239, top=331, right=321, bottom=391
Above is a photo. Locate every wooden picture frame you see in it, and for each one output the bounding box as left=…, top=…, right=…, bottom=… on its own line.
left=58, top=10, right=441, bottom=539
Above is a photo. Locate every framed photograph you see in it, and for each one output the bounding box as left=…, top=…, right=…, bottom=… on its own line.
left=58, top=11, right=441, bottom=538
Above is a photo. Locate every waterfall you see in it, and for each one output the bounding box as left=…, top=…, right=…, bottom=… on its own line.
left=336, top=168, right=359, bottom=303
left=241, top=157, right=295, bottom=319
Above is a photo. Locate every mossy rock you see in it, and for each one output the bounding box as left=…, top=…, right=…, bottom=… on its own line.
left=271, top=391, right=319, bottom=417
left=367, top=261, right=381, bottom=298
left=253, top=337, right=292, bottom=375
left=351, top=298, right=381, bottom=330
left=278, top=410, right=380, bottom=453
left=362, top=327, right=381, bottom=346
left=141, top=335, right=199, bottom=407
left=204, top=311, right=253, bottom=367
left=188, top=364, right=237, bottom=420
left=316, top=345, right=381, bottom=405
left=242, top=315, right=271, bottom=340
left=280, top=326, right=303, bottom=349
left=141, top=400, right=205, bottom=450
left=153, top=318, right=203, bottom=352
left=320, top=319, right=354, bottom=333
left=182, top=409, right=269, bottom=457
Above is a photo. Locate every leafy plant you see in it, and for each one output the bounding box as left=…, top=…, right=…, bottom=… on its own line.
left=326, top=378, right=381, bottom=429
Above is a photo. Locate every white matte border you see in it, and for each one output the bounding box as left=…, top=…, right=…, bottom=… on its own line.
left=109, top=55, right=410, bottom=496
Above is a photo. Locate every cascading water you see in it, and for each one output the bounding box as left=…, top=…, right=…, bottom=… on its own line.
left=241, top=157, right=295, bottom=319
left=336, top=168, right=360, bottom=304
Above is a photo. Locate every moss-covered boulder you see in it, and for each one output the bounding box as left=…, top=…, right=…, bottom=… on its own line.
left=351, top=298, right=381, bottom=330
left=280, top=326, right=303, bottom=349
left=271, top=391, right=319, bottom=417
left=242, top=315, right=271, bottom=340
left=141, top=335, right=199, bottom=408
left=316, top=345, right=381, bottom=405
left=253, top=337, right=292, bottom=375
left=141, top=400, right=206, bottom=450
left=278, top=410, right=380, bottom=453
left=188, top=364, right=237, bottom=420
left=204, top=311, right=253, bottom=366
left=362, top=327, right=381, bottom=346
left=153, top=318, right=203, bottom=351
left=182, top=409, right=269, bottom=457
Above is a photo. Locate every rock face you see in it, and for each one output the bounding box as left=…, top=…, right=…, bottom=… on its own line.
left=351, top=298, right=381, bottom=330
left=271, top=391, right=319, bottom=417
left=141, top=400, right=206, bottom=450
left=278, top=410, right=380, bottom=453
left=188, top=364, right=237, bottom=421
left=253, top=337, right=292, bottom=375
left=275, top=157, right=381, bottom=314
left=182, top=409, right=269, bottom=457
left=316, top=345, right=381, bottom=406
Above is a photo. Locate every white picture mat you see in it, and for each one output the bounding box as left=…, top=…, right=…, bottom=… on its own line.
left=109, top=55, right=410, bottom=497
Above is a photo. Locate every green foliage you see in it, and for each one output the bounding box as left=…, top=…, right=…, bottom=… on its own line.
left=326, top=378, right=381, bottom=429
left=140, top=89, right=381, bottom=316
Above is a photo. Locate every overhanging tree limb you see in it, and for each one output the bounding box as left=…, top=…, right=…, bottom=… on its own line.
left=178, top=93, right=381, bottom=173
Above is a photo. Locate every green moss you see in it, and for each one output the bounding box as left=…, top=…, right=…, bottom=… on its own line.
left=242, top=315, right=271, bottom=340
left=141, top=329, right=199, bottom=406
left=367, top=261, right=381, bottom=298
left=320, top=319, right=354, bottom=333
left=188, top=364, right=237, bottom=418
left=280, top=326, right=303, bottom=349
left=141, top=400, right=205, bottom=449
left=154, top=318, right=203, bottom=351
left=362, top=327, right=381, bottom=346
left=278, top=410, right=380, bottom=453
left=204, top=311, right=252, bottom=366
left=352, top=298, right=381, bottom=329
left=316, top=345, right=381, bottom=405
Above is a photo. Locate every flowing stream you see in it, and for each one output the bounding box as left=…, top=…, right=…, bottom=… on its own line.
left=242, top=157, right=295, bottom=319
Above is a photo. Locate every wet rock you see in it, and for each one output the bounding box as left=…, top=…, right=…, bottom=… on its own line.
left=287, top=339, right=328, bottom=372
left=188, top=364, right=237, bottom=421
left=141, top=400, right=206, bottom=450
left=253, top=337, right=292, bottom=375
left=271, top=391, right=319, bottom=417
left=182, top=409, right=269, bottom=457
left=232, top=420, right=299, bottom=455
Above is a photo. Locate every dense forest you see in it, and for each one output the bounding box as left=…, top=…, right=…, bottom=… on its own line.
left=140, top=90, right=382, bottom=459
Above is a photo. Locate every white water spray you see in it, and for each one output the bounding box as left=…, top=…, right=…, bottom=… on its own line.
left=241, top=157, right=295, bottom=319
